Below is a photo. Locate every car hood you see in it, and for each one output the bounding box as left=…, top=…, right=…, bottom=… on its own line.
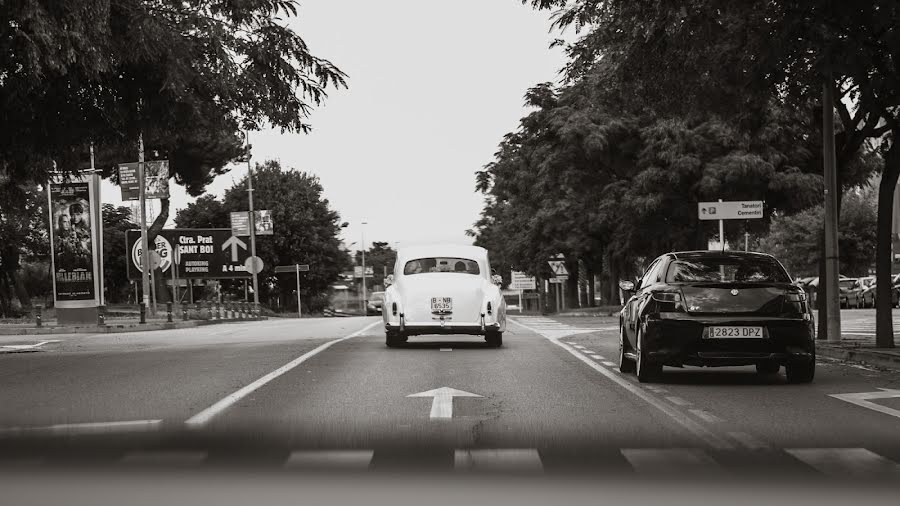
left=679, top=283, right=789, bottom=315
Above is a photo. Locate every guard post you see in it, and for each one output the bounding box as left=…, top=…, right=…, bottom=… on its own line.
left=166, top=302, right=173, bottom=323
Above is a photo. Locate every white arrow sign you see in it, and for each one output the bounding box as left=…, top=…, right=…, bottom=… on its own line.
left=829, top=388, right=900, bottom=420
left=222, top=235, right=247, bottom=262
left=408, top=387, right=482, bottom=419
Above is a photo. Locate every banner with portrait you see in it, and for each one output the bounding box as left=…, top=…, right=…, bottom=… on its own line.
left=48, top=174, right=101, bottom=307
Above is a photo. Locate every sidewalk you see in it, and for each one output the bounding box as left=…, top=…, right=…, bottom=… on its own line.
left=816, top=335, right=900, bottom=370
left=0, top=315, right=266, bottom=336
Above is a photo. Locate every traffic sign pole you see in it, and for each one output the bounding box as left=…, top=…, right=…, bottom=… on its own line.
left=296, top=264, right=302, bottom=319
left=137, top=132, right=153, bottom=316
left=245, top=132, right=260, bottom=309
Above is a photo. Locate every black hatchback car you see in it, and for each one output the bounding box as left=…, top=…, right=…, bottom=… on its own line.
left=618, top=251, right=815, bottom=383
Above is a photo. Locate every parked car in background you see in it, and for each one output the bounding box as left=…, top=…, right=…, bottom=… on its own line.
left=860, top=281, right=900, bottom=308
left=838, top=278, right=863, bottom=308
left=366, top=291, right=385, bottom=315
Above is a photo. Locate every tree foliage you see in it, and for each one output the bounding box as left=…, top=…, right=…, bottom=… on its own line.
left=102, top=204, right=137, bottom=303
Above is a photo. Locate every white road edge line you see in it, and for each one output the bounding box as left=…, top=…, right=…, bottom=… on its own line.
left=509, top=318, right=734, bottom=450
left=184, top=320, right=381, bottom=427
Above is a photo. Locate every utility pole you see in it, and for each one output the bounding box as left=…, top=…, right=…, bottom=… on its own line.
left=245, top=131, right=260, bottom=311
left=138, top=131, right=152, bottom=316
left=361, top=221, right=367, bottom=312
left=823, top=71, right=842, bottom=343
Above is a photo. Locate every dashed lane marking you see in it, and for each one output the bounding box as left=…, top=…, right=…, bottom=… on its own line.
left=0, top=419, right=161, bottom=438
left=786, top=448, right=900, bottom=479
left=689, top=409, right=725, bottom=424
left=455, top=449, right=543, bottom=473
left=621, top=448, right=723, bottom=475
left=665, top=396, right=691, bottom=407
left=284, top=450, right=374, bottom=470
left=601, top=361, right=617, bottom=367
left=589, top=355, right=604, bottom=360
left=510, top=317, right=734, bottom=450
left=727, top=432, right=772, bottom=451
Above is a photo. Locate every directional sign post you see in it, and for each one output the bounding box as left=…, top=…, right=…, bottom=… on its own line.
left=275, top=264, right=310, bottom=318
left=127, top=229, right=255, bottom=280
left=408, top=387, right=482, bottom=419
left=698, top=200, right=764, bottom=251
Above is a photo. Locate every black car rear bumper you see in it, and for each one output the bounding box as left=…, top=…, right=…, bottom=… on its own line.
left=643, top=313, right=815, bottom=367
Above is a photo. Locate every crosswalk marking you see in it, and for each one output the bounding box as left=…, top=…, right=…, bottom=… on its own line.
left=621, top=448, right=723, bottom=475
left=120, top=451, right=207, bottom=466
left=511, top=316, right=612, bottom=339
left=454, top=449, right=543, bottom=473
left=787, top=448, right=900, bottom=479
left=284, top=450, right=374, bottom=470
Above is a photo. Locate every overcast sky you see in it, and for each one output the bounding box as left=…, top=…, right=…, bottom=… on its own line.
left=101, top=0, right=569, bottom=252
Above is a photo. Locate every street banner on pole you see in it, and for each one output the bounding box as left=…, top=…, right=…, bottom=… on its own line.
left=127, top=229, right=254, bottom=279
left=231, top=210, right=274, bottom=236
left=48, top=174, right=102, bottom=308
left=118, top=160, right=169, bottom=200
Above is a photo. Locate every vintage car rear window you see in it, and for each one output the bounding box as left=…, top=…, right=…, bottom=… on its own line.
left=404, top=257, right=480, bottom=275
left=666, top=256, right=791, bottom=283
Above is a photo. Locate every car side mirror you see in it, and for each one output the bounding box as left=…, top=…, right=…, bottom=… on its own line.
left=619, top=280, right=635, bottom=292
left=491, top=274, right=503, bottom=286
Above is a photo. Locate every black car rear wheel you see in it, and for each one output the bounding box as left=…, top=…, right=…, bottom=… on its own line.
left=485, top=332, right=503, bottom=347
left=619, top=326, right=635, bottom=373
left=635, top=326, right=661, bottom=383
left=386, top=332, right=406, bottom=348
left=756, top=363, right=780, bottom=375
left=786, top=359, right=815, bottom=384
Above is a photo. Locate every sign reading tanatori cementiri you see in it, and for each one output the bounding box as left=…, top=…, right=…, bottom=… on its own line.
left=698, top=201, right=764, bottom=220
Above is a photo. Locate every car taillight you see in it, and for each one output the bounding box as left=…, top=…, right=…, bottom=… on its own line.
left=786, top=291, right=807, bottom=302
left=651, top=292, right=685, bottom=312
left=487, top=302, right=492, bottom=315
left=392, top=302, right=397, bottom=316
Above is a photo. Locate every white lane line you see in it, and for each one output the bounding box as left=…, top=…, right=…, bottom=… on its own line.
left=589, top=355, right=604, bottom=360
left=510, top=318, right=734, bottom=450
left=284, top=450, right=374, bottom=470
left=440, top=348, right=452, bottom=352
left=665, top=396, right=692, bottom=407
left=120, top=451, right=207, bottom=466
left=787, top=448, right=900, bottom=479
left=0, top=340, right=61, bottom=351
left=622, top=448, right=722, bottom=475
left=727, top=432, right=771, bottom=451
left=689, top=409, right=725, bottom=424
left=601, top=361, right=617, bottom=367
left=455, top=449, right=543, bottom=473
left=572, top=345, right=586, bottom=349
left=582, top=350, right=597, bottom=354
left=0, top=419, right=161, bottom=438
left=644, top=386, right=668, bottom=394
left=185, top=320, right=381, bottom=427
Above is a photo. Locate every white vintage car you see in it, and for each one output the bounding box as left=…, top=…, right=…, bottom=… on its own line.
left=382, top=245, right=507, bottom=347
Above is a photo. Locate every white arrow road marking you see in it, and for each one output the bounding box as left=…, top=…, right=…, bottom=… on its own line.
left=829, top=389, right=900, bottom=420
left=221, top=235, right=247, bottom=262
left=1, top=340, right=61, bottom=351
left=408, top=387, right=482, bottom=419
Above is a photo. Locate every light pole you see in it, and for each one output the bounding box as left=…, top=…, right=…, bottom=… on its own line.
left=245, top=131, right=259, bottom=311
left=361, top=221, right=367, bottom=313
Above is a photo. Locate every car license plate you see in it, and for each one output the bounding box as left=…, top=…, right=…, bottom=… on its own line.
left=431, top=297, right=452, bottom=312
left=708, top=326, right=763, bottom=338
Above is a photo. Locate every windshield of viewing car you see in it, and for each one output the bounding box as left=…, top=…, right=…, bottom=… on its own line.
left=666, top=257, right=791, bottom=283
left=403, top=257, right=480, bottom=275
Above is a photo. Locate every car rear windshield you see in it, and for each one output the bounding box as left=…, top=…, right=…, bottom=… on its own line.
left=404, top=257, right=479, bottom=275
left=666, top=256, right=791, bottom=283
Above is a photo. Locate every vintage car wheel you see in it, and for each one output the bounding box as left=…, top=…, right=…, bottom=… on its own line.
left=755, top=362, right=780, bottom=375
left=385, top=332, right=406, bottom=348
left=786, top=358, right=815, bottom=384
left=618, top=326, right=636, bottom=373
left=635, top=326, right=661, bottom=383
left=485, top=332, right=503, bottom=347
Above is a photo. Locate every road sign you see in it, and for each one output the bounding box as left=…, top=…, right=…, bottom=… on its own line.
left=510, top=271, right=536, bottom=290
left=127, top=229, right=253, bottom=280
left=231, top=210, right=274, bottom=236
left=548, top=261, right=569, bottom=276
left=244, top=256, right=264, bottom=275
left=407, top=387, right=482, bottom=419
left=698, top=201, right=764, bottom=220
left=549, top=276, right=568, bottom=284
left=117, top=160, right=169, bottom=200
left=275, top=264, right=309, bottom=274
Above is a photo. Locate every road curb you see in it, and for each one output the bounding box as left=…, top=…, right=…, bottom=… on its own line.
left=0, top=317, right=268, bottom=336
left=817, top=344, right=900, bottom=371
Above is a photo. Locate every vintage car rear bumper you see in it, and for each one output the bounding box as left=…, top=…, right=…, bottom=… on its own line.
left=385, top=321, right=502, bottom=336
left=643, top=313, right=815, bottom=367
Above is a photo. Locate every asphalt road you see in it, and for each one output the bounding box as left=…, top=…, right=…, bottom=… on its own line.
left=2, top=312, right=900, bottom=485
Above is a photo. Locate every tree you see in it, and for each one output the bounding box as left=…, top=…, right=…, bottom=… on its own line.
left=102, top=204, right=137, bottom=303
left=525, top=0, right=898, bottom=342
left=178, top=159, right=350, bottom=312
left=0, top=179, right=47, bottom=316
left=355, top=242, right=397, bottom=290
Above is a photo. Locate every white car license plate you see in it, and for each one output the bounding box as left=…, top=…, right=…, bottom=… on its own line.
left=431, top=297, right=452, bottom=312
left=708, top=326, right=763, bottom=338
